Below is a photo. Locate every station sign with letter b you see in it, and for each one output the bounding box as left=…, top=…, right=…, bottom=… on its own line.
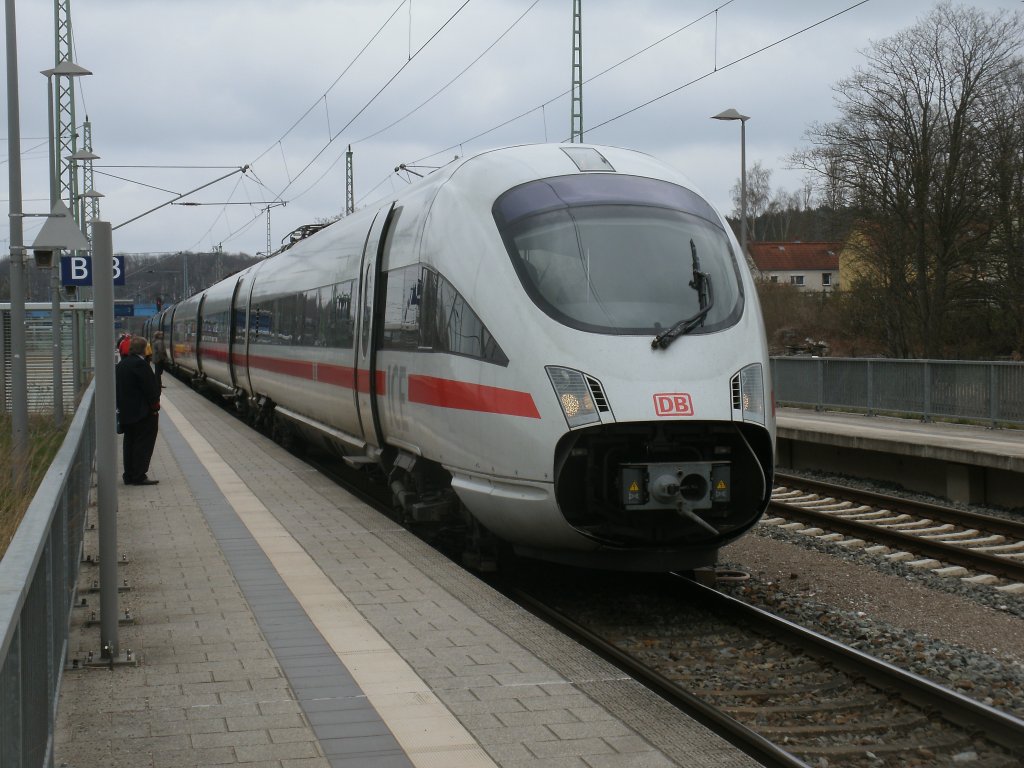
left=60, top=255, right=126, bottom=286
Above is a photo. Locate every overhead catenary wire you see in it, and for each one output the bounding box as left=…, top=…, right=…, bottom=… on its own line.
left=268, top=0, right=475, bottom=203
left=280, top=0, right=544, bottom=206
left=583, top=0, right=872, bottom=137
left=209, top=0, right=483, bottom=246
left=405, top=0, right=740, bottom=167
left=145, top=0, right=672, bottom=248
left=98, top=0, right=874, bottom=256
left=355, top=0, right=872, bottom=207
left=248, top=0, right=409, bottom=168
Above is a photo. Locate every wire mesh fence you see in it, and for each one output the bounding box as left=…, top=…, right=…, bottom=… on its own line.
left=0, top=383, right=94, bottom=768
left=771, top=357, right=1024, bottom=426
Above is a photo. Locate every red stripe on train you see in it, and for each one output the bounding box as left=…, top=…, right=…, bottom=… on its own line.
left=208, top=353, right=536, bottom=418
left=316, top=362, right=356, bottom=389
left=408, top=375, right=541, bottom=418
left=245, top=353, right=315, bottom=380
left=240, top=355, right=384, bottom=394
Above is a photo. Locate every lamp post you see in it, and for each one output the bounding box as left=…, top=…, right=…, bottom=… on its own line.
left=31, top=203, right=90, bottom=425
left=712, top=108, right=750, bottom=260
left=5, top=0, right=29, bottom=486
left=42, top=61, right=91, bottom=426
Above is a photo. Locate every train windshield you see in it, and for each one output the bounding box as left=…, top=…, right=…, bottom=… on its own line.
left=493, top=174, right=744, bottom=336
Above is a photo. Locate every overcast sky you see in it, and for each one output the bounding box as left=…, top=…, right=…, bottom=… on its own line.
left=3, top=0, right=1021, bottom=262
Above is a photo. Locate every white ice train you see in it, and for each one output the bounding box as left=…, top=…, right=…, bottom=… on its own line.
left=151, top=143, right=775, bottom=571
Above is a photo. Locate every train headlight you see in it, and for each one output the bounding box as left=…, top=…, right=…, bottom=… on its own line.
left=734, top=363, right=766, bottom=424
left=546, top=366, right=600, bottom=428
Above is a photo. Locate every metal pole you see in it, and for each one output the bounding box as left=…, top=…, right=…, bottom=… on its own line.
left=6, top=0, right=30, bottom=488
left=92, top=221, right=119, bottom=659
left=46, top=73, right=64, bottom=427
left=740, top=118, right=747, bottom=260
left=71, top=307, right=81, bottom=391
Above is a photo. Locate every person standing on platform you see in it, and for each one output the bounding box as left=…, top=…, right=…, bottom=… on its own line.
left=152, top=331, right=169, bottom=388
left=118, top=332, right=132, bottom=358
left=116, top=335, right=161, bottom=486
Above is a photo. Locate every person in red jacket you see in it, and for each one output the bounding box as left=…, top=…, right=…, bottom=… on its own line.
left=117, top=332, right=132, bottom=357
left=115, top=336, right=161, bottom=485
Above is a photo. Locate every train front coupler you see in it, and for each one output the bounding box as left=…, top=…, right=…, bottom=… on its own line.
left=620, top=461, right=731, bottom=536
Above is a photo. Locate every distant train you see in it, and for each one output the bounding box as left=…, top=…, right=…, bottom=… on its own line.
left=148, top=143, right=775, bottom=571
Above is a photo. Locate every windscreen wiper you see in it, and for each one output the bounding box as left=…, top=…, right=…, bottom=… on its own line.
left=651, top=239, right=714, bottom=350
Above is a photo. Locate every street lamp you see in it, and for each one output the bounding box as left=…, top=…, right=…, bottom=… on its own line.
left=42, top=60, right=91, bottom=426
left=30, top=200, right=90, bottom=425
left=6, top=0, right=30, bottom=486
left=712, top=108, right=750, bottom=261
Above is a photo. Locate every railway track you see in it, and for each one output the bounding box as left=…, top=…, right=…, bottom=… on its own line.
left=768, top=473, right=1024, bottom=589
left=512, top=570, right=1024, bottom=767
left=302, top=445, right=1024, bottom=765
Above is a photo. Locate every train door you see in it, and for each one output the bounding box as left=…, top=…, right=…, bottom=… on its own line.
left=227, top=274, right=246, bottom=389
left=194, top=294, right=207, bottom=375
left=238, top=261, right=268, bottom=396
left=353, top=203, right=397, bottom=449
left=164, top=306, right=176, bottom=367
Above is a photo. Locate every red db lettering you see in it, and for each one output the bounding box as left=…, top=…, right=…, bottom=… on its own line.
left=653, top=393, right=693, bottom=416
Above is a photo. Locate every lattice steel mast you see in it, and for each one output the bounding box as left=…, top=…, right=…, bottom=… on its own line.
left=345, top=145, right=354, bottom=215
left=80, top=119, right=100, bottom=232
left=570, top=0, right=583, bottom=142
left=54, top=0, right=81, bottom=214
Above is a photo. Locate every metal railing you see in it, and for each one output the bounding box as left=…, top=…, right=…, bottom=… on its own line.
left=0, top=382, right=95, bottom=768
left=771, top=357, right=1024, bottom=427
left=1, top=304, right=96, bottom=415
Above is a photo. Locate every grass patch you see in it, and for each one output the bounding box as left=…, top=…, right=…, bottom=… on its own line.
left=0, top=414, right=68, bottom=560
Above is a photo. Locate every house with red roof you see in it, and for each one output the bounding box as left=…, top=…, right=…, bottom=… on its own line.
left=747, top=241, right=842, bottom=292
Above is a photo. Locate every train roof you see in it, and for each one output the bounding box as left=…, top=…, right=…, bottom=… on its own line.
left=423, top=142, right=706, bottom=199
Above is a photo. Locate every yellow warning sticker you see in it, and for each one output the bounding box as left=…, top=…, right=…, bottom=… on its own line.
left=716, top=480, right=727, bottom=490
left=629, top=481, right=640, bottom=492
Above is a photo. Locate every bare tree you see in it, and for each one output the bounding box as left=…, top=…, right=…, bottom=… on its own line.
left=729, top=161, right=773, bottom=241
left=792, top=2, right=1023, bottom=358
left=982, top=61, right=1024, bottom=354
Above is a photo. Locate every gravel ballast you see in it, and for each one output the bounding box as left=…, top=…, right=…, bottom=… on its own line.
left=716, top=469, right=1024, bottom=720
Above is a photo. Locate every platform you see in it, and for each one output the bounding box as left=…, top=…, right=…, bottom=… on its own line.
left=54, top=377, right=759, bottom=768
left=776, top=407, right=1024, bottom=507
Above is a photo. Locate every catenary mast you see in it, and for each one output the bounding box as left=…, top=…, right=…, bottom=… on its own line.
left=345, top=145, right=354, bottom=216
left=55, top=0, right=80, bottom=212
left=570, top=0, right=583, bottom=142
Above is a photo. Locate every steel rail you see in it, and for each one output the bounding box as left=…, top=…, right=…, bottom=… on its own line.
left=513, top=588, right=811, bottom=768
left=768, top=491, right=1024, bottom=583
left=673, top=576, right=1024, bottom=754
left=775, top=472, right=1024, bottom=540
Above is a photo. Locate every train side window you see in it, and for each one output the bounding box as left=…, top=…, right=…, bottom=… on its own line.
left=299, top=289, right=319, bottom=346
left=380, top=265, right=421, bottom=350
left=233, top=308, right=247, bottom=345
left=317, top=280, right=355, bottom=349
left=251, top=306, right=272, bottom=341
left=205, top=309, right=229, bottom=344
left=419, top=267, right=508, bottom=366
left=275, top=294, right=296, bottom=343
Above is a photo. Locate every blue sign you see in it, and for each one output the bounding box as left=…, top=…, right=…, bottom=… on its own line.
left=114, top=303, right=135, bottom=317
left=60, top=254, right=126, bottom=286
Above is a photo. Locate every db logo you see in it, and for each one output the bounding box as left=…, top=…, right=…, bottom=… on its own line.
left=654, top=393, right=694, bottom=416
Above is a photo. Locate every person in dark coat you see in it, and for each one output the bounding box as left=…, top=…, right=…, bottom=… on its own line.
left=116, top=335, right=161, bottom=485
left=152, top=331, right=169, bottom=388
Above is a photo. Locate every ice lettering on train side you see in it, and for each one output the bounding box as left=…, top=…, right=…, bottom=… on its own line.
left=387, top=364, right=410, bottom=431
